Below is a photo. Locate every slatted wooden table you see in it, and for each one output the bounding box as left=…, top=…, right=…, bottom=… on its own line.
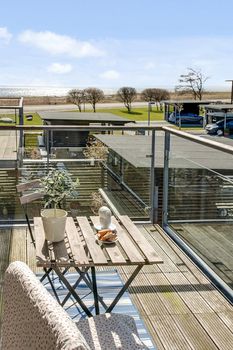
left=34, top=215, right=163, bottom=317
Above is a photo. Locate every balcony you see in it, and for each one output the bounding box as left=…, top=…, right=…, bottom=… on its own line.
left=0, top=123, right=232, bottom=349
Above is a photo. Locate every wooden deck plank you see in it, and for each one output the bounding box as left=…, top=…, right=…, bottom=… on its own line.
left=202, top=225, right=233, bottom=255
left=149, top=314, right=192, bottom=350
left=183, top=224, right=233, bottom=270
left=119, top=216, right=163, bottom=264
left=196, top=313, right=233, bottom=350
left=217, top=311, right=233, bottom=331
left=174, top=225, right=233, bottom=283
left=1, top=223, right=233, bottom=350
left=139, top=225, right=180, bottom=273
left=0, top=136, right=9, bottom=159
left=164, top=272, right=213, bottom=314
left=211, top=224, right=233, bottom=242
left=9, top=228, right=27, bottom=264
left=143, top=224, right=188, bottom=271
left=156, top=224, right=211, bottom=285
left=172, top=313, right=219, bottom=350
left=142, top=317, right=166, bottom=350
left=0, top=229, right=11, bottom=320
left=144, top=272, right=191, bottom=315
left=120, top=270, right=170, bottom=316
left=156, top=224, right=233, bottom=311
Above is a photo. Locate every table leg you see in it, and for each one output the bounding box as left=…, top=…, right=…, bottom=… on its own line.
left=61, top=267, right=90, bottom=307
left=106, top=265, right=143, bottom=313
left=74, top=267, right=108, bottom=310
left=40, top=267, right=52, bottom=283
left=91, top=267, right=99, bottom=315
left=53, top=266, right=93, bottom=317
left=42, top=267, right=60, bottom=304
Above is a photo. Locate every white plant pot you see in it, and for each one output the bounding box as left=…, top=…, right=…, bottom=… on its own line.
left=41, top=209, right=67, bottom=242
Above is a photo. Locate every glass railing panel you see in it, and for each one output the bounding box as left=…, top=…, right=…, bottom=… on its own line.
left=167, top=134, right=233, bottom=289
left=6, top=127, right=153, bottom=223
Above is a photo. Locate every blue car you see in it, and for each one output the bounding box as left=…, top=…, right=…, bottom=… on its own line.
left=169, top=112, right=203, bottom=125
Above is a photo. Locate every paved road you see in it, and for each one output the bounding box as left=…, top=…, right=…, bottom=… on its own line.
left=21, top=101, right=148, bottom=113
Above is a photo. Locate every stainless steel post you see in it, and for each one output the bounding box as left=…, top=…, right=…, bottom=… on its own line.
left=46, top=130, right=50, bottom=171
left=162, top=131, right=170, bottom=226
left=150, top=129, right=157, bottom=223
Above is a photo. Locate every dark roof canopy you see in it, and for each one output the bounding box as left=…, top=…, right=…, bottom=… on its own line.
left=202, top=104, right=233, bottom=111
left=39, top=111, right=133, bottom=125
left=96, top=134, right=233, bottom=170
left=162, top=100, right=215, bottom=105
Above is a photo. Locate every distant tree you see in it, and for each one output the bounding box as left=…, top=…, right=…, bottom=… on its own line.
left=67, top=89, right=85, bottom=112
left=117, top=86, right=137, bottom=112
left=84, top=88, right=104, bottom=112
left=176, top=67, right=209, bottom=100
left=141, top=88, right=170, bottom=110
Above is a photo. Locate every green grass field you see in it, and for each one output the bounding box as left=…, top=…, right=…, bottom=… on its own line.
left=0, top=108, right=164, bottom=124
left=0, top=112, right=42, bottom=125
left=78, top=107, right=164, bottom=121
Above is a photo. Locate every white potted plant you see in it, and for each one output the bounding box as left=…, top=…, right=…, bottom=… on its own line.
left=41, top=168, right=79, bottom=242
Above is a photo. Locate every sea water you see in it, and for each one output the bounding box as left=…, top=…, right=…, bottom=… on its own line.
left=0, top=86, right=116, bottom=97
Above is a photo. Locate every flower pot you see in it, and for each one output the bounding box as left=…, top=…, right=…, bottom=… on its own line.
left=69, top=201, right=80, bottom=218
left=41, top=209, right=67, bottom=242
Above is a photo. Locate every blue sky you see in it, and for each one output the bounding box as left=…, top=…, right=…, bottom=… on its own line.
left=0, top=0, right=233, bottom=90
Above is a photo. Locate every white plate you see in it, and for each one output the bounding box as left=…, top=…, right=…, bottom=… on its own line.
left=97, top=236, right=118, bottom=245
left=94, top=223, right=116, bottom=231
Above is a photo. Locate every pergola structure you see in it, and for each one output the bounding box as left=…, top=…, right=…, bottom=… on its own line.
left=163, top=99, right=214, bottom=122
left=39, top=111, right=134, bottom=149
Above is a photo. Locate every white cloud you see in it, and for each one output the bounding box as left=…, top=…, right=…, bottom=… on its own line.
left=47, top=62, right=72, bottom=74
left=100, top=70, right=120, bottom=80
left=18, top=30, right=104, bottom=58
left=144, top=62, right=155, bottom=70
left=0, top=27, right=12, bottom=44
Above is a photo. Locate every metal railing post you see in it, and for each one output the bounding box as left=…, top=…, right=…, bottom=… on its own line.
left=150, top=129, right=157, bottom=224
left=19, top=106, right=24, bottom=148
left=46, top=130, right=50, bottom=171
left=162, top=131, right=170, bottom=226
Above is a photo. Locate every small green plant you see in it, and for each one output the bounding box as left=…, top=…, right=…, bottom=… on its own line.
left=41, top=168, right=80, bottom=208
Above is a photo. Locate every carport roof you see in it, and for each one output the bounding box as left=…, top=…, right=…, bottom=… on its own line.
left=162, top=100, right=214, bottom=105
left=203, top=104, right=233, bottom=111
left=96, top=134, right=233, bottom=170
left=39, top=111, right=133, bottom=124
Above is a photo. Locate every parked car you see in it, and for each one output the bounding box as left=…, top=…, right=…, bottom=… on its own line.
left=169, top=112, right=203, bottom=125
left=205, top=118, right=233, bottom=135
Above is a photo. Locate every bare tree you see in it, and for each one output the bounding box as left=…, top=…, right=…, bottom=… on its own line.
left=141, top=88, right=170, bottom=110
left=84, top=88, right=104, bottom=112
left=176, top=67, right=209, bottom=100
left=117, top=86, right=137, bottom=112
left=67, top=89, right=85, bottom=112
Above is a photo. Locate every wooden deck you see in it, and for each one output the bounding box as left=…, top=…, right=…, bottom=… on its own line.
left=171, top=223, right=233, bottom=289
left=0, top=224, right=233, bottom=349
left=0, top=130, right=19, bottom=161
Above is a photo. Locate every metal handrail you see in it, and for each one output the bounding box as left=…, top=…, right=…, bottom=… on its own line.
left=1, top=123, right=233, bottom=155
left=163, top=126, right=233, bottom=155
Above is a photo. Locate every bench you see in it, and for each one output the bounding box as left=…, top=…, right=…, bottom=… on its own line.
left=1, top=261, right=148, bottom=350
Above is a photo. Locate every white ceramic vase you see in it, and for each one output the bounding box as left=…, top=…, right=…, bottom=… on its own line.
left=41, top=208, right=67, bottom=242
left=98, top=206, right=112, bottom=229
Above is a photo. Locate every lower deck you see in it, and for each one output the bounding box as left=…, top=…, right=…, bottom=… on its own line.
left=0, top=224, right=232, bottom=349
left=171, top=223, right=233, bottom=289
